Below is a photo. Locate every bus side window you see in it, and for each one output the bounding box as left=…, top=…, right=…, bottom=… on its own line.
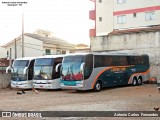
left=94, top=56, right=103, bottom=68
left=135, top=56, right=142, bottom=65
left=120, top=56, right=128, bottom=65
left=112, top=56, right=121, bottom=66
left=128, top=56, right=134, bottom=65
left=142, top=55, right=149, bottom=65
left=84, top=54, right=93, bottom=79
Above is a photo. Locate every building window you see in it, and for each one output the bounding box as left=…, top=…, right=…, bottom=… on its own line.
left=99, top=17, right=102, bottom=22
left=99, top=0, right=102, bottom=3
left=45, top=49, right=51, bottom=55
left=56, top=49, right=61, bottom=54
left=117, top=15, right=126, bottom=24
left=62, top=50, right=66, bottom=54
left=133, top=13, right=136, bottom=18
left=145, top=11, right=155, bottom=21
left=117, top=0, right=126, bottom=4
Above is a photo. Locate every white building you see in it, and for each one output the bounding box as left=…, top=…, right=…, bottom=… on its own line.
left=2, top=30, right=75, bottom=59
left=89, top=0, right=160, bottom=81
left=89, top=0, right=160, bottom=36
left=0, top=46, right=6, bottom=58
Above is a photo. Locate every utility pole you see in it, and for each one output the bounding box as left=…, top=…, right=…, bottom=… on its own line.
left=15, top=38, right=17, bottom=59
left=22, top=13, right=24, bottom=57
left=9, top=48, right=12, bottom=66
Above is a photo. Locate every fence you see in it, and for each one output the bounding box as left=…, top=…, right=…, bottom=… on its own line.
left=0, top=67, right=11, bottom=88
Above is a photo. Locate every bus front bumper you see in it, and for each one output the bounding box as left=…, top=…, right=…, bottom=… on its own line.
left=11, top=80, right=32, bottom=89
left=60, top=80, right=85, bottom=90
left=33, top=79, right=61, bottom=89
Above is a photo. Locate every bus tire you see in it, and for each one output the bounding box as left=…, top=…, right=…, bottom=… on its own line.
left=132, top=78, right=138, bottom=86
left=137, top=77, right=142, bottom=85
left=94, top=81, right=102, bottom=92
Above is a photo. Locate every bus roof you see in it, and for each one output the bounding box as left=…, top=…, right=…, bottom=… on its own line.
left=35, top=54, right=64, bottom=59
left=14, top=57, right=36, bottom=61
left=64, top=52, right=148, bottom=57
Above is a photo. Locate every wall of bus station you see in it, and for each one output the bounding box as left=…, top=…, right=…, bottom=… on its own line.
left=0, top=72, right=11, bottom=88
left=90, top=31, right=160, bottom=83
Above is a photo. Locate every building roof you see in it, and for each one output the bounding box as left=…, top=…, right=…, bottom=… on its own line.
left=25, top=33, right=75, bottom=48
left=109, top=26, right=160, bottom=35
left=2, top=33, right=75, bottom=49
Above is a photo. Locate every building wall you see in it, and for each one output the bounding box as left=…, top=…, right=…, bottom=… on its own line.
left=113, top=0, right=160, bottom=29
left=24, top=36, right=43, bottom=57
left=4, top=36, right=43, bottom=59
left=96, top=0, right=114, bottom=36
left=0, top=72, right=11, bottom=88
left=0, top=47, right=6, bottom=58
left=93, top=0, right=160, bottom=36
left=91, top=31, right=160, bottom=81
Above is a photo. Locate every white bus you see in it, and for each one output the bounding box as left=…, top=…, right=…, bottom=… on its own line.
left=60, top=53, right=150, bottom=92
left=32, top=55, right=63, bottom=89
left=6, top=57, right=35, bottom=89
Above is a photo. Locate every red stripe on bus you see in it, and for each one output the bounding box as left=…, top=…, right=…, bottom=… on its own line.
left=113, top=6, right=160, bottom=16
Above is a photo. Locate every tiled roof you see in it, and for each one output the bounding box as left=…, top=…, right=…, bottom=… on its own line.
left=2, top=33, right=75, bottom=49
left=0, top=58, right=10, bottom=67
left=109, top=26, right=160, bottom=35
left=25, top=33, right=75, bottom=48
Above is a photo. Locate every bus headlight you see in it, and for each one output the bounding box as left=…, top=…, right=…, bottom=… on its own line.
left=76, top=84, right=83, bottom=87
left=60, top=83, right=64, bottom=86
left=47, top=82, right=52, bottom=84
left=76, top=81, right=83, bottom=87
left=21, top=83, right=27, bottom=85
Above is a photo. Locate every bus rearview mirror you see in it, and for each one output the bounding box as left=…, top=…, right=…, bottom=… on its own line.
left=55, top=63, right=62, bottom=72
left=80, top=62, right=85, bottom=72
left=6, top=66, right=12, bottom=73
left=23, top=67, right=28, bottom=74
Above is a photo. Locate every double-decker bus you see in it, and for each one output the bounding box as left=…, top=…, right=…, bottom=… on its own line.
left=60, top=53, right=150, bottom=92
left=6, top=57, right=35, bottom=89
left=32, top=55, right=63, bottom=89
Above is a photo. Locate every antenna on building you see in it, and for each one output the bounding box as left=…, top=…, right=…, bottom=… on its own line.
left=22, top=13, right=24, bottom=57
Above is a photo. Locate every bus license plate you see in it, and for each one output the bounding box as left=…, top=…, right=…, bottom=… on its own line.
left=67, top=87, right=72, bottom=89
left=40, top=85, right=43, bottom=88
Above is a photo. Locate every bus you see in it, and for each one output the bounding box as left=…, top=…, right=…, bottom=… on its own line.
left=6, top=57, right=35, bottom=89
left=60, top=53, right=150, bottom=92
left=32, top=55, right=63, bottom=89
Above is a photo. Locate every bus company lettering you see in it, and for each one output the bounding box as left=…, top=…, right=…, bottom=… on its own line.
left=111, top=67, right=126, bottom=72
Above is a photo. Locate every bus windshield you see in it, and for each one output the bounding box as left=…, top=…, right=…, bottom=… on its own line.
left=11, top=67, right=27, bottom=81
left=61, top=55, right=84, bottom=81
left=13, top=60, right=29, bottom=67
left=33, top=58, right=53, bottom=80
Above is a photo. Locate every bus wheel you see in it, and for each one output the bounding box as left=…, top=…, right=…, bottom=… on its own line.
left=132, top=78, right=137, bottom=86
left=137, top=77, right=142, bottom=85
left=94, top=81, right=102, bottom=92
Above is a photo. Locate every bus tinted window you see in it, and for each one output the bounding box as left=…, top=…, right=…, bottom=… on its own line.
left=13, top=60, right=29, bottom=67
left=35, top=58, right=54, bottom=66
left=94, top=55, right=128, bottom=67
left=141, top=55, right=149, bottom=65
left=64, top=55, right=84, bottom=63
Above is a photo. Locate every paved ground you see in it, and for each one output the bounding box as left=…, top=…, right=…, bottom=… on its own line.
left=0, top=84, right=160, bottom=120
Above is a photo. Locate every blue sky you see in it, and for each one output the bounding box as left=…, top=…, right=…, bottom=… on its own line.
left=0, top=0, right=93, bottom=46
